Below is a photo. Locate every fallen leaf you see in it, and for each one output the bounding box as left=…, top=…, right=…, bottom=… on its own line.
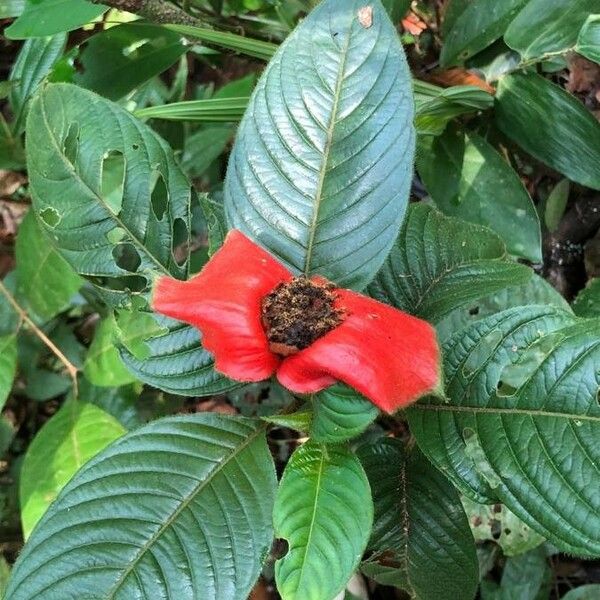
left=427, top=68, right=495, bottom=94
left=402, top=12, right=427, bottom=35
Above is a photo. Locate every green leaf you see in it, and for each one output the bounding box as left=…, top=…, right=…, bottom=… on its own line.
left=440, top=0, right=528, bottom=66
left=135, top=97, right=249, bottom=121
left=409, top=307, right=600, bottom=556
left=199, top=193, right=227, bottom=256
left=462, top=497, right=545, bottom=556
left=262, top=409, right=312, bottom=432
left=358, top=439, right=478, bottom=600
left=417, top=128, right=541, bottom=261
left=576, top=14, right=600, bottom=64
left=165, top=24, right=277, bottom=60
left=83, top=314, right=137, bottom=387
left=274, top=442, right=373, bottom=600
left=441, top=0, right=472, bottom=36
left=5, top=0, right=107, bottom=39
left=0, top=334, right=17, bottom=411
left=504, top=0, right=598, bottom=61
left=573, top=278, right=600, bottom=318
left=118, top=310, right=240, bottom=396
left=0, top=0, right=24, bottom=18
left=26, top=83, right=192, bottom=306
left=9, top=33, right=66, bottom=134
left=381, top=0, right=411, bottom=22
left=311, top=384, right=378, bottom=443
left=19, top=399, right=126, bottom=539
left=224, top=0, right=415, bottom=290
left=544, top=178, right=569, bottom=232
left=15, top=212, right=82, bottom=320
left=74, top=23, right=187, bottom=101
left=495, top=72, right=600, bottom=190
left=562, top=585, right=600, bottom=600
left=368, top=204, right=532, bottom=322
left=181, top=125, right=234, bottom=178
left=8, top=414, right=276, bottom=599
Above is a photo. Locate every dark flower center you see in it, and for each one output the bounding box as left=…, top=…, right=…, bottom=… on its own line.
left=261, top=276, right=344, bottom=356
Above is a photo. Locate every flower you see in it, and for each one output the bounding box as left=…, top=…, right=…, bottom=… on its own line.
left=152, top=230, right=440, bottom=413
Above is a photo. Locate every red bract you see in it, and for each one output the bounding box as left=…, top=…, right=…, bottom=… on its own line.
left=152, top=230, right=440, bottom=413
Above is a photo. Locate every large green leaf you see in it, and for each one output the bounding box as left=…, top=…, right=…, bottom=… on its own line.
left=83, top=314, right=137, bottom=387
left=9, top=32, right=66, bottom=134
left=26, top=83, right=192, bottom=306
left=572, top=278, right=600, bottom=318
left=358, top=439, right=478, bottom=600
left=19, top=399, right=126, bottom=539
left=0, top=334, right=17, bottom=411
left=0, top=0, right=24, bottom=18
left=440, top=0, right=528, bottom=66
left=5, top=0, right=107, bottom=39
left=496, top=72, right=600, bottom=190
left=118, top=310, right=240, bottom=396
left=504, top=0, right=597, bottom=61
left=15, top=212, right=82, bottom=320
left=224, top=0, right=415, bottom=290
left=7, top=414, right=277, bottom=599
left=75, top=23, right=187, bottom=101
left=577, top=15, right=600, bottom=64
left=368, top=204, right=532, bottom=322
left=274, top=442, right=373, bottom=600
left=311, top=384, right=378, bottom=443
left=409, top=307, right=600, bottom=556
left=417, top=128, right=541, bottom=261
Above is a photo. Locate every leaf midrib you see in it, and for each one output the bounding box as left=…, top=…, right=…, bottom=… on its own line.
left=39, top=90, right=170, bottom=276
left=105, top=424, right=264, bottom=598
left=303, top=27, right=352, bottom=275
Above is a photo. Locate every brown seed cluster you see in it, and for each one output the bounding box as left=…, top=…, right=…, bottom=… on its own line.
left=261, top=276, right=344, bottom=356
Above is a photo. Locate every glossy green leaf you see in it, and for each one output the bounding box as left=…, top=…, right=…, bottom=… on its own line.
left=262, top=410, right=312, bottom=432
left=368, top=204, right=532, bottom=322
left=26, top=83, right=192, bottom=306
left=505, top=0, right=597, bottom=61
left=165, top=23, right=277, bottom=60
left=20, top=399, right=126, bottom=539
left=75, top=23, right=187, bottom=101
left=274, top=442, right=373, bottom=600
left=135, top=97, right=248, bottom=121
left=15, top=212, right=82, bottom=320
left=224, top=0, right=415, bottom=290
left=0, top=334, right=18, bottom=411
left=496, top=72, right=600, bottom=190
left=83, top=314, right=137, bottom=387
left=544, top=178, right=569, bottom=232
left=573, top=278, right=600, bottom=318
left=358, top=439, right=478, bottom=600
left=5, top=0, right=107, bottom=39
left=409, top=307, right=600, bottom=556
left=9, top=33, right=66, bottom=134
left=311, top=384, right=378, bottom=443
left=118, top=310, right=240, bottom=396
left=441, top=0, right=472, bottom=36
left=577, top=14, right=600, bottom=64
left=417, top=128, right=541, bottom=261
left=462, top=497, right=545, bottom=556
left=562, top=585, right=600, bottom=600
left=381, top=0, right=410, bottom=21
left=440, top=0, right=528, bottom=66
left=8, top=414, right=276, bottom=600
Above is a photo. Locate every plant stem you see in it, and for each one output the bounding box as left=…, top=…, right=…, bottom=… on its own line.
left=0, top=279, right=79, bottom=398
left=92, top=0, right=205, bottom=27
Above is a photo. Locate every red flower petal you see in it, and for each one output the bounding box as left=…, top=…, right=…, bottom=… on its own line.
left=152, top=230, right=291, bottom=382
left=276, top=288, right=440, bottom=413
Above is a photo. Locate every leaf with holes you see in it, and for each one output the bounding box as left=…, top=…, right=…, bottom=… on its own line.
left=224, top=0, right=415, bottom=290
left=117, top=310, right=240, bottom=397
left=368, top=204, right=532, bottom=323
left=358, top=439, right=478, bottom=600
left=26, top=83, right=192, bottom=307
left=7, top=414, right=277, bottom=599
left=15, top=212, right=82, bottom=320
left=273, top=442, right=373, bottom=600
left=311, top=383, right=379, bottom=443
left=408, top=307, right=600, bottom=556
left=19, top=399, right=126, bottom=539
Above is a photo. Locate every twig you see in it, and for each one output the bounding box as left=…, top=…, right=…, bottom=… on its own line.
left=0, top=279, right=79, bottom=398
left=92, top=0, right=206, bottom=27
